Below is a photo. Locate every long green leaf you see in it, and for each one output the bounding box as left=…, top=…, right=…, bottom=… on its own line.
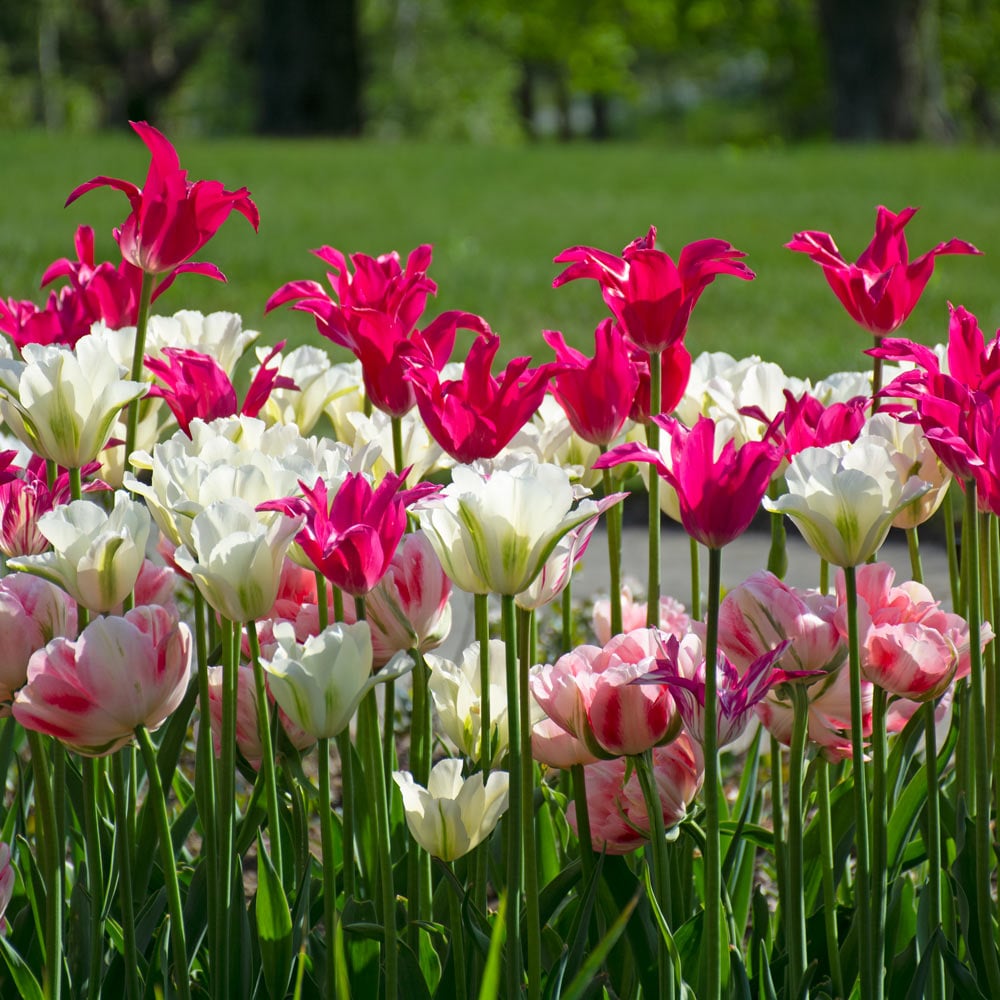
left=0, top=934, right=44, bottom=1000
left=476, top=894, right=506, bottom=1000
left=255, top=835, right=294, bottom=1000
left=560, top=889, right=641, bottom=1000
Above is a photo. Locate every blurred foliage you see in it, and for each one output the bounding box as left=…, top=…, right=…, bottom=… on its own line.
left=0, top=0, right=997, bottom=143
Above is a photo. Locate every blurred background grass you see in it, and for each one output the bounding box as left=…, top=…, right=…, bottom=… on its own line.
left=3, top=131, right=1000, bottom=381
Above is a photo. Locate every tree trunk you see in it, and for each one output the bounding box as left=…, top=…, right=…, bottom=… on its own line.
left=257, top=0, right=363, bottom=135
left=816, top=0, right=929, bottom=140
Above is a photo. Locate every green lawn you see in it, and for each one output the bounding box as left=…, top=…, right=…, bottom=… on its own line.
left=3, top=130, right=1000, bottom=381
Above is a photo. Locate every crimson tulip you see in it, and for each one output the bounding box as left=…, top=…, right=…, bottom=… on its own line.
left=786, top=206, right=980, bottom=335
left=66, top=120, right=259, bottom=281
left=553, top=225, right=754, bottom=353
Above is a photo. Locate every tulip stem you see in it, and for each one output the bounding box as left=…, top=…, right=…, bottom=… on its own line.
left=871, top=684, right=889, bottom=1000
left=844, top=566, right=874, bottom=999
left=646, top=349, right=662, bottom=627
left=962, top=482, right=1000, bottom=994
left=448, top=862, right=469, bottom=1000
left=703, top=545, right=723, bottom=1000
left=318, top=737, right=339, bottom=1000
left=818, top=760, right=844, bottom=998
left=335, top=730, right=356, bottom=900
left=27, top=731, right=62, bottom=1000
left=767, top=482, right=788, bottom=580
left=942, top=487, right=961, bottom=613
left=135, top=724, right=190, bottom=1000
left=517, top=606, right=541, bottom=1000
left=923, top=700, right=945, bottom=1000
left=83, top=757, right=105, bottom=1000
left=906, top=526, right=924, bottom=584
left=217, top=617, right=238, bottom=999
left=359, top=688, right=398, bottom=1000
left=125, top=270, right=155, bottom=469
left=501, top=594, right=523, bottom=999
left=111, top=752, right=141, bottom=1000
left=570, top=763, right=595, bottom=885
left=601, top=461, right=623, bottom=637
left=247, top=619, right=284, bottom=884
left=786, top=683, right=809, bottom=999
left=689, top=536, right=701, bottom=620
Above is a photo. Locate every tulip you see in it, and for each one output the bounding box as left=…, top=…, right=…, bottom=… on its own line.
left=763, top=438, right=931, bottom=567
left=9, top=492, right=151, bottom=614
left=393, top=758, right=510, bottom=862
left=530, top=716, right=599, bottom=769
left=553, top=225, right=754, bottom=353
left=252, top=344, right=347, bottom=434
left=413, top=456, right=613, bottom=596
left=592, top=586, right=690, bottom=645
left=786, top=206, right=980, bottom=335
left=0, top=843, right=14, bottom=932
left=543, top=320, right=640, bottom=446
left=0, top=337, right=147, bottom=469
left=66, top=120, right=259, bottom=282
left=0, top=574, right=77, bottom=709
left=173, top=498, right=304, bottom=623
left=144, top=309, right=261, bottom=375
left=407, top=329, right=567, bottom=462
left=13, top=605, right=192, bottom=756
left=530, top=628, right=682, bottom=758
left=260, top=620, right=405, bottom=740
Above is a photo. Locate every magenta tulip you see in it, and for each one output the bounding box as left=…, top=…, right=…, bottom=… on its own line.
left=786, top=206, right=980, bottom=335
left=66, top=121, right=259, bottom=281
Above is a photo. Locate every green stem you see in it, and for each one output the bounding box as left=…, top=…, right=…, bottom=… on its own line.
left=703, top=545, right=723, bottom=1000
left=786, top=683, right=810, bottom=998
left=942, top=486, right=961, bottom=614
left=819, top=558, right=830, bottom=596
left=217, top=617, right=238, bottom=999
left=335, top=730, right=356, bottom=900
left=561, top=582, right=573, bottom=652
left=601, top=461, right=623, bottom=636
left=501, top=594, right=523, bottom=999
left=27, top=731, right=62, bottom=1000
left=570, top=763, right=595, bottom=885
left=135, top=724, right=191, bottom=1000
left=646, top=349, right=662, bottom=627
left=517, top=607, right=541, bottom=1000
left=906, top=526, right=924, bottom=584
left=870, top=333, right=885, bottom=406
left=962, top=481, right=1000, bottom=994
left=318, top=737, right=339, bottom=1000
left=844, top=566, right=873, bottom=1000
left=124, top=271, right=155, bottom=469
left=871, top=685, right=888, bottom=1000
left=818, top=761, right=844, bottom=998
left=689, top=536, right=701, bottom=621
left=83, top=758, right=105, bottom=1000
left=475, top=594, right=492, bottom=773
left=767, top=481, right=788, bottom=579
left=391, top=415, right=405, bottom=476
left=359, top=689, right=397, bottom=999
left=247, top=619, right=283, bottom=882
left=111, top=752, right=141, bottom=1000
left=408, top=649, right=432, bottom=944
left=923, top=700, right=945, bottom=1000
left=448, top=863, right=469, bottom=1000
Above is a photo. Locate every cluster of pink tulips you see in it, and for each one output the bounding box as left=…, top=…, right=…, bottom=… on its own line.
left=0, top=120, right=997, bottom=1000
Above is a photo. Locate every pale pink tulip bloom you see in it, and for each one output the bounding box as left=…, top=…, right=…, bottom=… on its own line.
left=13, top=606, right=191, bottom=756
left=530, top=716, right=599, bottom=769
left=592, top=585, right=690, bottom=645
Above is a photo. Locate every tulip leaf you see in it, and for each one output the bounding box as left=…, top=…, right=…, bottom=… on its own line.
left=255, top=835, right=294, bottom=1000
left=559, top=887, right=640, bottom=1000
left=475, top=894, right=506, bottom=1000
left=0, top=934, right=44, bottom=1000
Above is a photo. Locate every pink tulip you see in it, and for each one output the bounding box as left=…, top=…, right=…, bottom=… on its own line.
left=543, top=320, right=640, bottom=446
left=13, top=605, right=191, bottom=756
left=530, top=716, right=599, bottom=769
left=786, top=206, right=980, bottom=335
left=627, top=339, right=692, bottom=424
left=261, top=472, right=437, bottom=597
left=567, top=733, right=703, bottom=854
left=553, top=225, right=754, bottom=353
left=407, top=329, right=567, bottom=462
left=0, top=574, right=77, bottom=710
left=743, top=389, right=868, bottom=460
left=66, top=121, right=259, bottom=281
left=592, top=586, right=690, bottom=646
left=0, top=842, right=13, bottom=932
left=530, top=628, right=682, bottom=758
left=596, top=415, right=782, bottom=549
left=145, top=342, right=297, bottom=436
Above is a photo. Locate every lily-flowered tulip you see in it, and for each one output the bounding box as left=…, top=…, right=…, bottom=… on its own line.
left=0, top=575, right=77, bottom=710
left=66, top=120, right=259, bottom=281
left=597, top=415, right=783, bottom=549
left=262, top=471, right=436, bottom=597
left=0, top=336, right=147, bottom=469
left=13, top=605, right=192, bottom=756
left=786, top=206, right=980, bottom=335
left=567, top=734, right=702, bottom=854
left=763, top=438, right=931, bottom=567
left=144, top=309, right=261, bottom=375
left=637, top=633, right=800, bottom=748
left=414, top=457, right=613, bottom=596
left=553, top=225, right=754, bottom=353
left=530, top=628, right=682, bottom=758
left=173, top=498, right=304, bottom=622
left=592, top=585, right=690, bottom=646
left=0, top=843, right=14, bottom=932
left=543, top=320, right=640, bottom=446
left=261, top=621, right=399, bottom=740
left=9, top=492, right=151, bottom=614
left=144, top=342, right=297, bottom=436
left=530, top=716, right=599, bottom=769
left=393, top=758, right=510, bottom=862
left=407, top=329, right=566, bottom=462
